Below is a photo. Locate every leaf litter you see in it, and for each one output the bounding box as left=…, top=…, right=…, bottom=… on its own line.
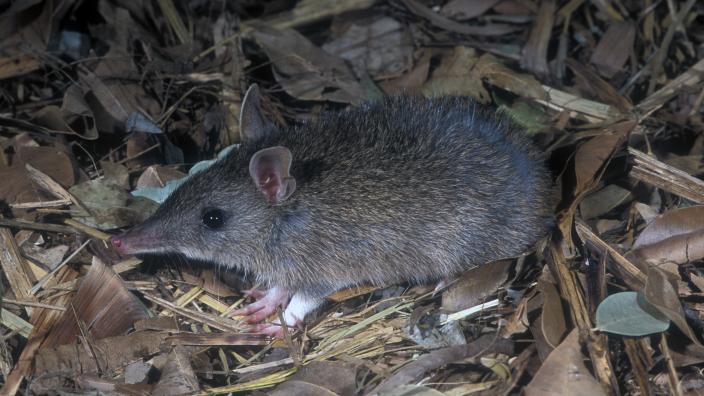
left=1, top=0, right=704, bottom=395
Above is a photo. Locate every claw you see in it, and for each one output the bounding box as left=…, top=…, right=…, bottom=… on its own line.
left=250, top=323, right=285, bottom=338
left=242, top=288, right=267, bottom=299
left=249, top=318, right=302, bottom=338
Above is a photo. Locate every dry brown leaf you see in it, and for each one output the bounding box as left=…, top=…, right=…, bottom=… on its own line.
left=538, top=279, right=568, bottom=349
left=595, top=219, right=622, bottom=235
left=567, top=59, right=633, bottom=113
left=33, top=331, right=171, bottom=393
left=422, top=47, right=489, bottom=102
left=322, top=17, right=413, bottom=78
left=629, top=206, right=704, bottom=266
left=589, top=21, right=636, bottom=79
left=0, top=0, right=52, bottom=59
left=475, top=53, right=548, bottom=100
left=632, top=206, right=704, bottom=250
left=669, top=341, right=704, bottom=368
left=525, top=330, right=607, bottom=396
left=664, top=154, right=704, bottom=176
left=100, top=160, right=130, bottom=190
left=579, top=184, right=633, bottom=219
left=22, top=244, right=68, bottom=274
left=441, top=259, right=512, bottom=312
left=573, top=121, right=634, bottom=195
left=270, top=361, right=357, bottom=396
left=380, top=50, right=431, bottom=94
left=74, top=374, right=149, bottom=394
left=0, top=145, right=76, bottom=206
left=241, top=0, right=378, bottom=32
left=78, top=68, right=132, bottom=127
left=29, top=104, right=99, bottom=140
left=521, top=0, right=555, bottom=78
left=93, top=46, right=162, bottom=122
left=644, top=267, right=703, bottom=347
left=501, top=295, right=530, bottom=338
left=69, top=178, right=158, bottom=230
left=152, top=346, right=201, bottom=396
left=136, top=165, right=187, bottom=189
left=402, top=0, right=520, bottom=36
left=494, top=0, right=535, bottom=14
left=41, top=257, right=149, bottom=348
left=270, top=381, right=339, bottom=396
left=634, top=202, right=660, bottom=224
left=182, top=269, right=238, bottom=298
left=250, top=26, right=366, bottom=104
left=441, top=0, right=503, bottom=20
left=371, top=335, right=513, bottom=394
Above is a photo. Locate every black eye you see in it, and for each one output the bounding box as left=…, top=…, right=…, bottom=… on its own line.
left=202, top=208, right=225, bottom=229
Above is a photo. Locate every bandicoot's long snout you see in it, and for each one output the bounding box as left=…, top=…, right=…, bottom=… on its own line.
left=109, top=225, right=161, bottom=255
left=110, top=233, right=139, bottom=255
left=110, top=235, right=129, bottom=254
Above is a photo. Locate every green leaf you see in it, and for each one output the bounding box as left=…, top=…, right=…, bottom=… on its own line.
left=595, top=291, right=670, bottom=336
left=132, top=144, right=239, bottom=203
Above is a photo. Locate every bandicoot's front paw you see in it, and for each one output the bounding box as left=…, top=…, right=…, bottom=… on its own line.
left=232, top=300, right=278, bottom=323
left=230, top=287, right=289, bottom=323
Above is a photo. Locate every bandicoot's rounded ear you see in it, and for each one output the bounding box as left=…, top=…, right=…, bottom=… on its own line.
left=239, top=84, right=271, bottom=142
left=249, top=146, right=297, bottom=204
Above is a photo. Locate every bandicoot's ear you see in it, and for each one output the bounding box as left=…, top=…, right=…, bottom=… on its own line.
left=249, top=146, right=297, bottom=204
left=239, top=84, right=271, bottom=142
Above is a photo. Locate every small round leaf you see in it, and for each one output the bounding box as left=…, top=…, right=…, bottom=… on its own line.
left=595, top=291, right=670, bottom=336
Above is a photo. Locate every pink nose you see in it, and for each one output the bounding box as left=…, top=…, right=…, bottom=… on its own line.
left=111, top=237, right=123, bottom=249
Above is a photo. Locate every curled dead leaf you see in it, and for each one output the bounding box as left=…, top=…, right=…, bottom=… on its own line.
left=643, top=267, right=703, bottom=347
left=525, top=330, right=607, bottom=396
left=250, top=26, right=366, bottom=104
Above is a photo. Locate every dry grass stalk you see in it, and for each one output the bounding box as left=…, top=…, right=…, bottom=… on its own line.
left=547, top=241, right=619, bottom=393
left=636, top=57, right=704, bottom=116
left=2, top=298, right=65, bottom=311
left=0, top=309, right=32, bottom=338
left=10, top=199, right=72, bottom=209
left=143, top=293, right=245, bottom=333
left=63, top=219, right=112, bottom=240
left=25, top=163, right=90, bottom=214
left=195, top=368, right=297, bottom=395
left=0, top=266, right=78, bottom=395
left=629, top=148, right=704, bottom=204
left=0, top=218, right=77, bottom=234
left=30, top=239, right=91, bottom=295
left=0, top=215, right=36, bottom=313
left=166, top=332, right=270, bottom=346
left=575, top=221, right=647, bottom=290
left=539, top=85, right=621, bottom=121
left=521, top=0, right=555, bottom=77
